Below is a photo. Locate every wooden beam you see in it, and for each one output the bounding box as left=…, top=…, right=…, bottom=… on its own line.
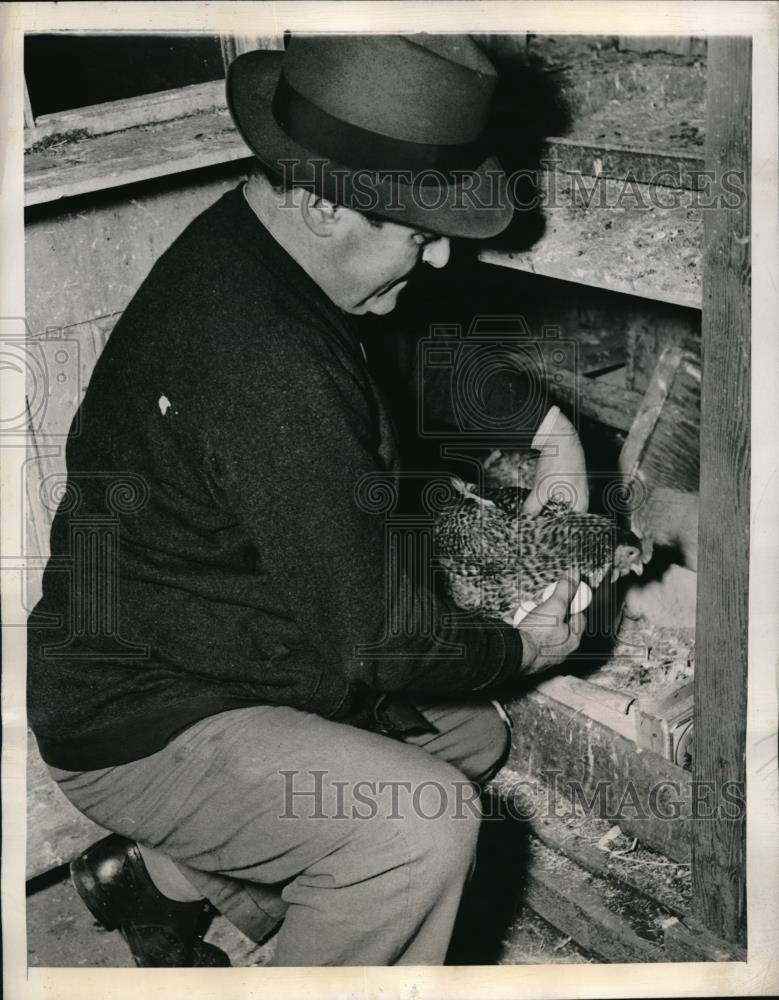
left=692, top=36, right=751, bottom=946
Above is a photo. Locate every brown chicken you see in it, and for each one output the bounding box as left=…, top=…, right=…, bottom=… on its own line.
left=435, top=479, right=646, bottom=624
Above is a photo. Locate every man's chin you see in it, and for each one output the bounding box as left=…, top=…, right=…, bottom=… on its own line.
left=365, top=281, right=409, bottom=316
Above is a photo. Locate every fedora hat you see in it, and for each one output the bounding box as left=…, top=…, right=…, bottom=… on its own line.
left=226, top=34, right=514, bottom=239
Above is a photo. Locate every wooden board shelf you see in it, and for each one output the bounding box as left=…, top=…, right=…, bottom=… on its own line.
left=24, top=107, right=252, bottom=208
left=481, top=172, right=702, bottom=310
left=546, top=135, right=704, bottom=191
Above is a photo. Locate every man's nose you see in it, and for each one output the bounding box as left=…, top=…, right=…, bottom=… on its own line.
left=422, top=237, right=451, bottom=269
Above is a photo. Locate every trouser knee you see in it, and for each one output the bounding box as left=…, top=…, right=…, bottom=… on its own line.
left=401, top=764, right=483, bottom=882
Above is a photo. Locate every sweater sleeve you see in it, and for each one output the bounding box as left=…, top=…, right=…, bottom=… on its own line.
left=204, top=328, right=524, bottom=699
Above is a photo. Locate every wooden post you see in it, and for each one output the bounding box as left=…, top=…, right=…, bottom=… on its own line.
left=692, top=36, right=751, bottom=946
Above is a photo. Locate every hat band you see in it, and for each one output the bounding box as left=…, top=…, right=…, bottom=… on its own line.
left=271, top=72, right=486, bottom=182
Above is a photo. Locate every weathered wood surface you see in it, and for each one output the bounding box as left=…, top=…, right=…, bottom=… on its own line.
left=522, top=838, right=665, bottom=962
left=535, top=675, right=635, bottom=739
left=507, top=684, right=692, bottom=862
left=24, top=80, right=226, bottom=151
left=692, top=35, right=751, bottom=947
left=639, top=357, right=700, bottom=495
left=619, top=345, right=685, bottom=477
left=481, top=173, right=702, bottom=310
left=663, top=915, right=747, bottom=962
left=24, top=108, right=252, bottom=207
left=617, top=37, right=705, bottom=58
left=27, top=731, right=106, bottom=881
left=619, top=345, right=701, bottom=496
left=546, top=136, right=704, bottom=191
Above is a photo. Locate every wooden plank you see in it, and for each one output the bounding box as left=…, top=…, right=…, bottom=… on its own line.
left=480, top=173, right=702, bottom=310
left=663, top=916, right=747, bottom=962
left=535, top=675, right=635, bottom=739
left=27, top=731, right=107, bottom=881
left=523, top=839, right=665, bottom=962
left=617, top=37, right=694, bottom=57
left=24, top=108, right=252, bottom=207
left=619, top=345, right=685, bottom=478
left=547, top=136, right=705, bottom=191
left=630, top=352, right=701, bottom=495
left=24, top=80, right=227, bottom=151
left=692, top=35, right=750, bottom=947
left=507, top=686, right=692, bottom=862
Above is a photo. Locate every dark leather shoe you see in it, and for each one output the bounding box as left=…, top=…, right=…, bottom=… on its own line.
left=70, top=834, right=230, bottom=967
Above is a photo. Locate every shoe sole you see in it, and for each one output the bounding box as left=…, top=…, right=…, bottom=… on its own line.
left=70, top=855, right=119, bottom=932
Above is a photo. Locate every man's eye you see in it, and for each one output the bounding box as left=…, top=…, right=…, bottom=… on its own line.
left=413, top=232, right=434, bottom=247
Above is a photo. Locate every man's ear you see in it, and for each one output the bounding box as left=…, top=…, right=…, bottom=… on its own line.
left=300, top=191, right=340, bottom=237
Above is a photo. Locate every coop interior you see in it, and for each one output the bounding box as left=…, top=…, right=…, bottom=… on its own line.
left=23, top=33, right=748, bottom=966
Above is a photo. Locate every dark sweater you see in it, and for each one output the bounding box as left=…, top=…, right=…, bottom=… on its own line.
left=27, top=185, right=524, bottom=770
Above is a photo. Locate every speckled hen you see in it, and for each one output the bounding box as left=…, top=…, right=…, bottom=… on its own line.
left=435, top=480, right=646, bottom=624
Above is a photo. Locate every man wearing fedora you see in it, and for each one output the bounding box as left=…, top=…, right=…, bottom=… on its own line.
left=28, top=34, right=584, bottom=967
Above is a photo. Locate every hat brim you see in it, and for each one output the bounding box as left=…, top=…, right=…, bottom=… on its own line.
left=226, top=50, right=514, bottom=240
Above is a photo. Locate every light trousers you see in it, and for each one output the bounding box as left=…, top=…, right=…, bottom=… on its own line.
left=49, top=700, right=511, bottom=966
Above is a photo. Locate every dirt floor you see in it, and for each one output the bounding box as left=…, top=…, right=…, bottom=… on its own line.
left=26, top=872, right=590, bottom=967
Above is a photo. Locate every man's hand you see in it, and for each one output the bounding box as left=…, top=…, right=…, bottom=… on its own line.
left=517, top=573, right=586, bottom=676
